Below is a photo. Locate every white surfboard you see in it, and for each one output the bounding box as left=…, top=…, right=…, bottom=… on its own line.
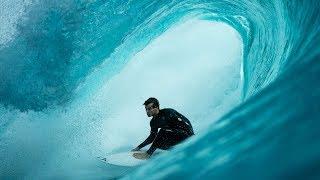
left=98, top=151, right=147, bottom=167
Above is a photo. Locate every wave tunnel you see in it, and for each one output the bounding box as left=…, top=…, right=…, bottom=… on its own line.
left=0, top=0, right=320, bottom=179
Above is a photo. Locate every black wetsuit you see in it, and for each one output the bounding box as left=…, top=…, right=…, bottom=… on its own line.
left=137, top=108, right=194, bottom=155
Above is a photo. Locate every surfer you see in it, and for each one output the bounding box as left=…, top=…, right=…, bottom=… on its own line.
left=132, top=97, right=194, bottom=159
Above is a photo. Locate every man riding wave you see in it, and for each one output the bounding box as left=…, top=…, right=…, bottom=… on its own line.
left=132, top=97, right=194, bottom=159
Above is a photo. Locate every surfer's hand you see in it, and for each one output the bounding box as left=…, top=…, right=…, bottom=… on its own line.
left=133, top=152, right=150, bottom=160
left=131, top=147, right=140, bottom=152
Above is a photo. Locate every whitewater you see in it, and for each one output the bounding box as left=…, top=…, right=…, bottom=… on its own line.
left=0, top=0, right=319, bottom=179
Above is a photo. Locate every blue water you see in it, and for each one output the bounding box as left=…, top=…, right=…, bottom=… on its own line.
left=1, top=0, right=320, bottom=179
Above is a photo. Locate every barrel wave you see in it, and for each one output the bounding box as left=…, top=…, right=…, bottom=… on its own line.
left=0, top=0, right=319, bottom=179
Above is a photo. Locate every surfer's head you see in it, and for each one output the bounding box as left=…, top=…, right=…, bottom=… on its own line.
left=143, top=97, right=160, bottom=117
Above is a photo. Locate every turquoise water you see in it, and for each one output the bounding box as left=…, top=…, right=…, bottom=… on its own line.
left=1, top=0, right=320, bottom=179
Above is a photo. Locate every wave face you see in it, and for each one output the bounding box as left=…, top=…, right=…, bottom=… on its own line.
left=1, top=0, right=320, bottom=179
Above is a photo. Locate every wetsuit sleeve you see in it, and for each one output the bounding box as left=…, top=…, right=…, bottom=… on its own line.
left=137, top=121, right=158, bottom=149
left=169, top=109, right=194, bottom=135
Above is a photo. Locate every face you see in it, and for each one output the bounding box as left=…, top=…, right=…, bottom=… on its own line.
left=145, top=103, right=160, bottom=117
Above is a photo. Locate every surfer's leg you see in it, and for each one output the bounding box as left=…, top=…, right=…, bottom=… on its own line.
left=147, top=129, right=190, bottom=155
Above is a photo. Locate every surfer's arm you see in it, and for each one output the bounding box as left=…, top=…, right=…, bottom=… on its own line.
left=137, top=121, right=158, bottom=149
left=169, top=109, right=194, bottom=135
left=137, top=130, right=157, bottom=149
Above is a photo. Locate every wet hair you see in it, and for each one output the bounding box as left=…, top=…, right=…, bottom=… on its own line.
left=143, top=97, right=159, bottom=108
